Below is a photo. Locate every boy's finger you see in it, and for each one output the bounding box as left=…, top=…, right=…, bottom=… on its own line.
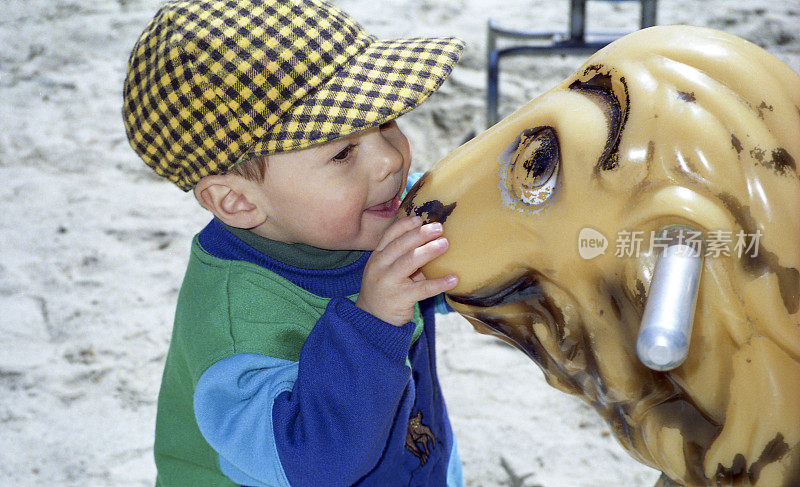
left=396, top=236, right=449, bottom=277
left=375, top=216, right=422, bottom=252
left=409, top=274, right=458, bottom=303
left=380, top=222, right=444, bottom=265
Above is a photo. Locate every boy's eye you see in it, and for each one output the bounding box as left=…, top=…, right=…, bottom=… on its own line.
left=332, top=144, right=356, bottom=164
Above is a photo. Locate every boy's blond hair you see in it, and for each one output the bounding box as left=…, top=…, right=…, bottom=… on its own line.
left=229, top=155, right=268, bottom=184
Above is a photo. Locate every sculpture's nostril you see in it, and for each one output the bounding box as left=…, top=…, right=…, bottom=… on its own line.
left=398, top=194, right=416, bottom=217
left=409, top=199, right=457, bottom=225
left=399, top=172, right=428, bottom=217
left=398, top=173, right=457, bottom=224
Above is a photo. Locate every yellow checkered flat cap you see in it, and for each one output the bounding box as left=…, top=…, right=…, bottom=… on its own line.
left=123, top=0, right=464, bottom=191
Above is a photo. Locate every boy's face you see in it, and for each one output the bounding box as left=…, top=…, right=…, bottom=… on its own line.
left=251, top=120, right=411, bottom=250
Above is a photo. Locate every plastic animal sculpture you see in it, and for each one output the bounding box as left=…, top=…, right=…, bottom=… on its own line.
left=401, top=25, right=800, bottom=486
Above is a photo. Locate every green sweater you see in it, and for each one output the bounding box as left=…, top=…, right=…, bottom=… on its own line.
left=154, top=224, right=426, bottom=486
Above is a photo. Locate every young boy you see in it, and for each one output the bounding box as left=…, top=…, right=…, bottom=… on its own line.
left=122, top=0, right=464, bottom=485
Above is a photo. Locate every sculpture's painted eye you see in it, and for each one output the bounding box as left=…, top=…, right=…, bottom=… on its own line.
left=506, top=128, right=560, bottom=207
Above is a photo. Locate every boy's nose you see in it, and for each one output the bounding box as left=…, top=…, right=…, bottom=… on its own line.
left=373, top=137, right=405, bottom=180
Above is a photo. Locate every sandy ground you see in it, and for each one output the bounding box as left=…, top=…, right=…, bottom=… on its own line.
left=0, top=0, right=797, bottom=485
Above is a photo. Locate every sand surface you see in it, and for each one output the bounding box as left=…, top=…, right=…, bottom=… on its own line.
left=1, top=0, right=797, bottom=485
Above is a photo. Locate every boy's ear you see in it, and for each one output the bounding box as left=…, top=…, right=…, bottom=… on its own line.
left=193, top=174, right=265, bottom=229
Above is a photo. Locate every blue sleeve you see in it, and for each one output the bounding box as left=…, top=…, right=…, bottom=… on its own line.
left=447, top=436, right=465, bottom=487
left=195, top=353, right=296, bottom=486
left=433, top=294, right=455, bottom=314
left=194, top=297, right=416, bottom=487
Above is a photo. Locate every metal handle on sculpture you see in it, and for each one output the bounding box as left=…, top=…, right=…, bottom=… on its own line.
left=636, top=225, right=704, bottom=371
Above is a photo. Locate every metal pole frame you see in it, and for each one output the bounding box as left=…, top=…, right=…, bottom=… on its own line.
left=486, top=0, right=657, bottom=127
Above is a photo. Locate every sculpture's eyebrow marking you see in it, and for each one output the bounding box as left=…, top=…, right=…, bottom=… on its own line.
left=677, top=90, right=696, bottom=102
left=568, top=65, right=630, bottom=173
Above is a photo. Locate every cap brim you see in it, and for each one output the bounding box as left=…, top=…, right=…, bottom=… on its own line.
left=244, top=36, right=464, bottom=157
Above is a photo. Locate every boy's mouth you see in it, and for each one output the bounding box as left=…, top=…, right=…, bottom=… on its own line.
left=365, top=189, right=402, bottom=218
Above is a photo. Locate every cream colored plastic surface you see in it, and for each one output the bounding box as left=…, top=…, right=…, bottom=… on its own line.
left=401, top=25, right=800, bottom=486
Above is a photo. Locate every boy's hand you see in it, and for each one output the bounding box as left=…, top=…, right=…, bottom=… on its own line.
left=356, top=216, right=458, bottom=326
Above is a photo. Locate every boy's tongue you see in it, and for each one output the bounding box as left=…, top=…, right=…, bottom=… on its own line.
left=369, top=198, right=394, bottom=211
left=366, top=194, right=401, bottom=216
